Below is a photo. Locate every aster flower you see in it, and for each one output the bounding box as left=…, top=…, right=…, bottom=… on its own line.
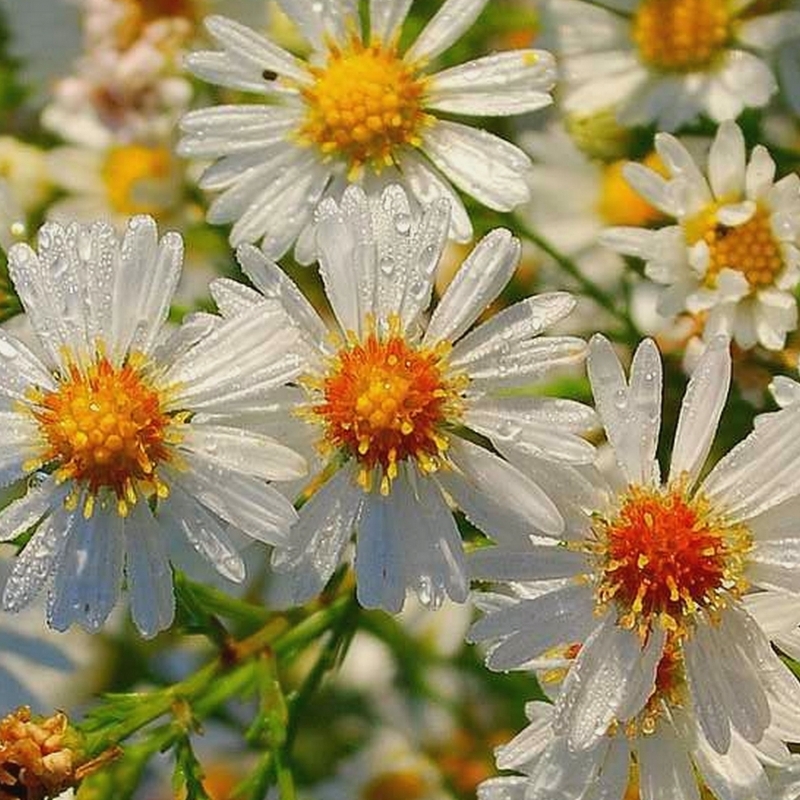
left=601, top=121, right=800, bottom=351
left=469, top=334, right=800, bottom=755
left=478, top=691, right=800, bottom=800
left=178, top=0, right=556, bottom=259
left=209, top=184, right=593, bottom=612
left=0, top=215, right=306, bottom=637
left=539, top=0, right=800, bottom=131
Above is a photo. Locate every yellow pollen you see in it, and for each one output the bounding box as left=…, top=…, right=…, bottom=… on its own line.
left=29, top=355, right=181, bottom=513
left=298, top=37, right=429, bottom=177
left=102, top=144, right=177, bottom=217
left=597, top=153, right=667, bottom=227
left=309, top=319, right=465, bottom=493
left=686, top=202, right=784, bottom=291
left=588, top=484, right=752, bottom=639
left=632, top=0, right=732, bottom=72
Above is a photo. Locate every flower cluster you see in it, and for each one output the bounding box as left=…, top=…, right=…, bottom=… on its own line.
left=0, top=0, right=799, bottom=798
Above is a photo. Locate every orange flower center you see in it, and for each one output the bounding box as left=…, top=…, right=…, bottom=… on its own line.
left=591, top=485, right=751, bottom=637
left=298, top=37, right=429, bottom=178
left=310, top=324, right=464, bottom=495
left=29, top=355, right=181, bottom=517
left=685, top=202, right=784, bottom=291
left=632, top=0, right=732, bottom=72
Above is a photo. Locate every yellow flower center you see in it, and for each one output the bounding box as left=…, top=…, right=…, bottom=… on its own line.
left=102, top=144, right=177, bottom=217
left=308, top=321, right=465, bottom=495
left=29, top=355, right=182, bottom=517
left=361, top=771, right=429, bottom=800
left=632, top=0, right=732, bottom=72
left=597, top=153, right=667, bottom=227
left=588, top=485, right=751, bottom=638
left=298, top=38, right=429, bottom=178
left=686, top=203, right=784, bottom=291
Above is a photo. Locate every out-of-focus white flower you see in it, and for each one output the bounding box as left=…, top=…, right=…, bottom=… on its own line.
left=179, top=1, right=557, bottom=259
left=539, top=0, right=800, bottom=130
left=316, top=729, right=453, bottom=800
left=470, top=335, right=800, bottom=756
left=45, top=141, right=184, bottom=230
left=0, top=215, right=306, bottom=637
left=42, top=0, right=193, bottom=147
left=602, top=121, right=800, bottom=351
left=0, top=138, right=51, bottom=215
left=210, top=184, right=592, bottom=612
left=0, top=181, right=26, bottom=255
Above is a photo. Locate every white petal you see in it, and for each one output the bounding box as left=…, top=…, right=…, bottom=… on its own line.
left=745, top=145, right=776, bottom=201
left=356, top=491, right=407, bottom=612
left=159, top=483, right=246, bottom=583
left=638, top=723, right=700, bottom=800
left=369, top=0, right=414, bottom=41
left=668, top=336, right=730, bottom=486
left=172, top=455, right=298, bottom=545
left=396, top=149, right=473, bottom=242
left=405, top=0, right=490, bottom=63
left=708, top=121, right=747, bottom=200
left=553, top=617, right=665, bottom=750
left=447, top=437, right=564, bottom=536
left=0, top=478, right=64, bottom=542
left=235, top=244, right=328, bottom=343
left=693, top=730, right=771, bottom=800
left=271, top=467, right=363, bottom=605
left=3, top=507, right=74, bottom=612
left=421, top=121, right=531, bottom=211
left=0, top=329, right=56, bottom=402
left=202, top=15, right=310, bottom=84
left=426, top=50, right=555, bottom=116
left=622, top=163, right=683, bottom=217
left=48, top=510, right=124, bottom=633
left=182, top=423, right=306, bottom=481
left=450, top=292, right=576, bottom=367
left=124, top=502, right=175, bottom=638
left=423, top=228, right=520, bottom=346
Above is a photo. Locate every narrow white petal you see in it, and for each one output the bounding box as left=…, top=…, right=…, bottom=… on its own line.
left=693, top=730, right=771, bottom=800
left=271, top=467, right=363, bottom=605
left=396, top=149, right=473, bottom=242
left=421, top=121, right=531, bottom=211
left=638, top=724, right=700, bottom=800
left=426, top=50, right=556, bottom=115
left=745, top=145, right=776, bottom=201
left=181, top=424, right=306, bottom=481
left=369, top=0, right=414, bottom=41
left=48, top=510, right=124, bottom=633
left=669, top=336, right=730, bottom=486
left=356, top=493, right=407, bottom=612
left=173, top=455, right=298, bottom=545
left=423, top=228, right=520, bottom=346
left=0, top=330, right=56, bottom=401
left=708, top=121, right=746, bottom=200
left=124, top=502, right=175, bottom=638
left=553, top=617, right=665, bottom=750
left=159, top=483, right=246, bottom=583
left=447, top=437, right=564, bottom=536
left=405, top=0, right=490, bottom=63
left=450, top=292, right=576, bottom=367
left=0, top=478, right=64, bottom=542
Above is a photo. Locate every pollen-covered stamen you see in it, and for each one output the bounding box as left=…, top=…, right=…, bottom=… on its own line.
left=310, top=323, right=465, bottom=495
left=632, top=0, right=731, bottom=72
left=686, top=203, right=785, bottom=291
left=589, top=485, right=751, bottom=637
left=29, top=355, right=182, bottom=517
left=297, top=36, right=430, bottom=178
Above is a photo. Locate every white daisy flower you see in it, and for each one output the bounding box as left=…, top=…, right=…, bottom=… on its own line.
left=469, top=334, right=800, bottom=755
left=479, top=692, right=800, bottom=800
left=178, top=1, right=557, bottom=259
left=601, top=121, right=800, bottom=351
left=539, top=0, right=800, bottom=131
left=209, top=184, right=593, bottom=612
left=0, top=215, right=306, bottom=637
